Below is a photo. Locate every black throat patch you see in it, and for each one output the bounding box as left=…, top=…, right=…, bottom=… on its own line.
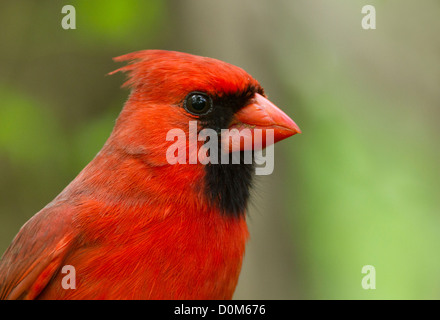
left=204, top=154, right=255, bottom=217
left=196, top=85, right=263, bottom=217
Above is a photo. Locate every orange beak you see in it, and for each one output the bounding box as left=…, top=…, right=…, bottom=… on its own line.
left=223, top=93, right=301, bottom=152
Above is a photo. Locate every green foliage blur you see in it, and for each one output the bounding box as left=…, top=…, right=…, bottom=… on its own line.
left=0, top=0, right=439, bottom=299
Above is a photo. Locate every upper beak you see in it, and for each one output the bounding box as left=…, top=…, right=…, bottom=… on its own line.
left=223, top=93, right=301, bottom=152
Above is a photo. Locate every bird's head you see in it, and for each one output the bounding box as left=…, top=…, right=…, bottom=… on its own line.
left=107, top=50, right=300, bottom=216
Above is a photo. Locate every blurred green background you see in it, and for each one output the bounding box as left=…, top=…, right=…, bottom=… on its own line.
left=0, top=0, right=439, bottom=299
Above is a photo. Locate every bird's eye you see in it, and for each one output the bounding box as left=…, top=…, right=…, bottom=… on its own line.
left=184, top=92, right=212, bottom=115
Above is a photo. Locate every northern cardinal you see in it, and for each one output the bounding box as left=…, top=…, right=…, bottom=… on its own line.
left=0, top=50, right=300, bottom=299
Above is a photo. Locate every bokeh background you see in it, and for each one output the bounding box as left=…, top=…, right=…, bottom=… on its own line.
left=0, top=0, right=439, bottom=299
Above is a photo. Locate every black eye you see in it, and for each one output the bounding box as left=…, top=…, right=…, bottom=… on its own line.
left=184, top=92, right=212, bottom=115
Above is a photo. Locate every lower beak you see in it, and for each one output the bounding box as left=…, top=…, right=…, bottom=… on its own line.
left=223, top=93, right=301, bottom=152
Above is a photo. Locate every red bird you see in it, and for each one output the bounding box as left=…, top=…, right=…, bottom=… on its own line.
left=0, top=50, right=300, bottom=299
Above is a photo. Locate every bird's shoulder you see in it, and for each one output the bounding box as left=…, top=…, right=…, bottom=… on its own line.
left=0, top=201, right=77, bottom=299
